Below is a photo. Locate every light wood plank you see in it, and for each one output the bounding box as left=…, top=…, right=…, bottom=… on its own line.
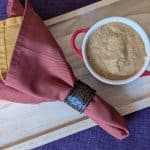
left=4, top=97, right=150, bottom=150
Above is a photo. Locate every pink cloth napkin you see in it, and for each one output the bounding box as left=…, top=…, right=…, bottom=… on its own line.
left=1, top=0, right=129, bottom=140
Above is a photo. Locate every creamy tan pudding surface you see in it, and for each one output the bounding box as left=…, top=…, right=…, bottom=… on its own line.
left=87, top=22, right=147, bottom=80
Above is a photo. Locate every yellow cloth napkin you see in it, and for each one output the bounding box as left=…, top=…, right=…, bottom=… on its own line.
left=0, top=16, right=23, bottom=80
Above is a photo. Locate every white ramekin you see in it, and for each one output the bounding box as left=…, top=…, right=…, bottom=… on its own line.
left=71, top=17, right=150, bottom=85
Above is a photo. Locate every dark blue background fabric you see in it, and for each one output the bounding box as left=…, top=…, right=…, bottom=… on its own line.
left=0, top=0, right=7, bottom=19
left=20, top=0, right=100, bottom=20
left=0, top=0, right=150, bottom=149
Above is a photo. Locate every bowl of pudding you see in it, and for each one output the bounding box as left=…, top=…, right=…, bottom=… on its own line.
left=71, top=17, right=150, bottom=85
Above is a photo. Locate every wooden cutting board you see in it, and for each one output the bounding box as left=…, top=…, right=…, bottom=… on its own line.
left=1, top=0, right=150, bottom=149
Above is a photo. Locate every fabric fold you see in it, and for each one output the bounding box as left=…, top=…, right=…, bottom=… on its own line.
left=0, top=16, right=23, bottom=80
left=85, top=95, right=129, bottom=140
left=7, top=0, right=24, bottom=17
left=1, top=0, right=130, bottom=139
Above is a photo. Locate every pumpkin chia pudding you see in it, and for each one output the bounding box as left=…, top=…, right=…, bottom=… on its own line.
left=87, top=22, right=146, bottom=80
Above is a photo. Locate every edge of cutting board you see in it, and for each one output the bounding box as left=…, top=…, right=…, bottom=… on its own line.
left=44, top=0, right=120, bottom=26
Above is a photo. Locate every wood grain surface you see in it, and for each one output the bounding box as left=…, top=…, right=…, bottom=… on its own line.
left=1, top=0, right=150, bottom=149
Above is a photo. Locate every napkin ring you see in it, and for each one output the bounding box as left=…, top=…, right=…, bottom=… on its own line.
left=65, top=80, right=96, bottom=113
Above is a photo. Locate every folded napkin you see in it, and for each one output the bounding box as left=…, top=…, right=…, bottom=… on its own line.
left=0, top=0, right=129, bottom=140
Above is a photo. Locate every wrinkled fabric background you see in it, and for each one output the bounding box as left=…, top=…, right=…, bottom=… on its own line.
left=0, top=0, right=150, bottom=149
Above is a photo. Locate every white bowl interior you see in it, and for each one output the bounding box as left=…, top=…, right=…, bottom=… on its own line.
left=82, top=17, right=150, bottom=85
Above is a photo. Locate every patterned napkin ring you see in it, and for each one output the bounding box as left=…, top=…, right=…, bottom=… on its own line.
left=65, top=80, right=96, bottom=113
